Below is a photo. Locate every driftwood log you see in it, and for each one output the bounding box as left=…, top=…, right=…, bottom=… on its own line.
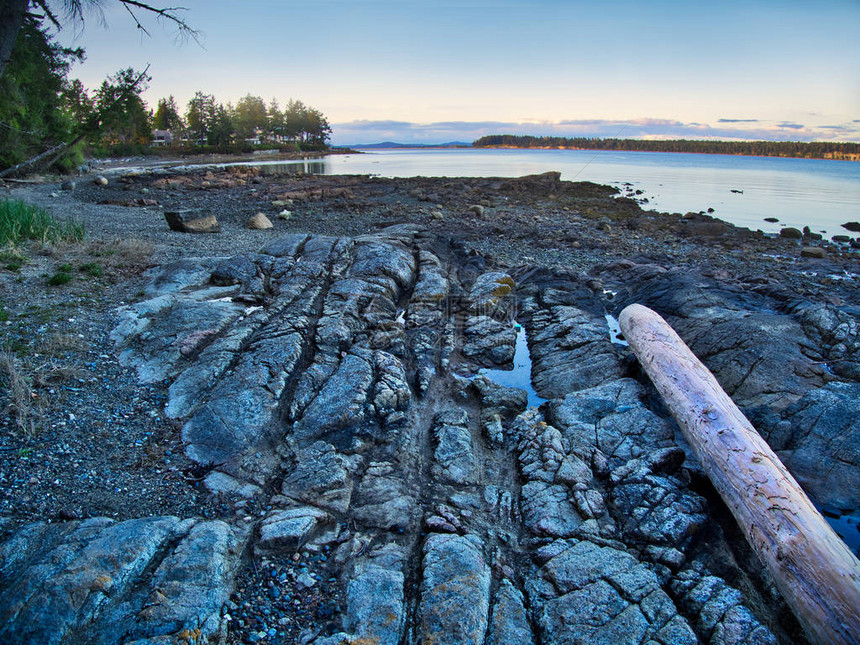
left=619, top=303, right=860, bottom=645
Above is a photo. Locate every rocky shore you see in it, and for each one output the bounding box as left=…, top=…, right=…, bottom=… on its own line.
left=1, top=166, right=858, bottom=644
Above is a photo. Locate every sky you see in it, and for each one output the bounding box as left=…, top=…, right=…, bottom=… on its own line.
left=54, top=0, right=860, bottom=145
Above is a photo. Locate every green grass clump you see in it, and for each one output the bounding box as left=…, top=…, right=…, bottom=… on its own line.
left=78, top=262, right=103, bottom=278
left=0, top=199, right=84, bottom=246
left=47, top=267, right=73, bottom=286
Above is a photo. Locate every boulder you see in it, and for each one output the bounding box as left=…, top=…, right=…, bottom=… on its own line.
left=164, top=209, right=220, bottom=233
left=841, top=221, right=860, bottom=232
left=779, top=227, right=802, bottom=239
left=800, top=246, right=826, bottom=258
left=246, top=212, right=273, bottom=229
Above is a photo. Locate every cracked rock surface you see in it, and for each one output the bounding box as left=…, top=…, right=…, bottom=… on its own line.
left=3, top=219, right=858, bottom=645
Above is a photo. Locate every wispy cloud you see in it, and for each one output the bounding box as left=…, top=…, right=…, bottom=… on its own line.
left=331, top=118, right=860, bottom=146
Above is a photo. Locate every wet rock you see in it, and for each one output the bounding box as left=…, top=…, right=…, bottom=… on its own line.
left=164, top=209, right=220, bottom=233
left=203, top=470, right=263, bottom=499
left=800, top=246, right=826, bottom=258
left=487, top=579, right=536, bottom=645
left=533, top=539, right=698, bottom=644
left=281, top=441, right=359, bottom=514
left=780, top=227, right=802, bottom=239
left=372, top=351, right=411, bottom=427
left=549, top=379, right=679, bottom=465
left=671, top=567, right=777, bottom=644
left=418, top=534, right=491, bottom=644
left=462, top=316, right=517, bottom=365
left=610, top=456, right=707, bottom=548
left=841, top=221, right=860, bottom=233
left=760, top=381, right=860, bottom=510
left=432, top=409, right=476, bottom=485
left=796, top=304, right=860, bottom=380
left=469, top=271, right=515, bottom=319
left=293, top=350, right=375, bottom=444
left=0, top=517, right=243, bottom=644
left=351, top=462, right=417, bottom=532
left=181, top=325, right=308, bottom=464
left=472, top=375, right=528, bottom=445
left=528, top=305, right=625, bottom=399
left=521, top=481, right=582, bottom=537
left=258, top=507, right=330, bottom=551
left=343, top=543, right=407, bottom=645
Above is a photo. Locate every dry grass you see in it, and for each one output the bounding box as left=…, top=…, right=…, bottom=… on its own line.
left=36, top=333, right=86, bottom=357
left=87, top=237, right=153, bottom=264
left=0, top=351, right=36, bottom=435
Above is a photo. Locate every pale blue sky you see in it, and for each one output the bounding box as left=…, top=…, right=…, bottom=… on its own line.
left=56, top=0, right=860, bottom=144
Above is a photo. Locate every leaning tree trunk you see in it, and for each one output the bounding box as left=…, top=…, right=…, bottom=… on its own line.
left=619, top=303, right=860, bottom=645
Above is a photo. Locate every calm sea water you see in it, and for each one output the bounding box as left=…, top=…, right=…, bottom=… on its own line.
left=250, top=148, right=860, bottom=239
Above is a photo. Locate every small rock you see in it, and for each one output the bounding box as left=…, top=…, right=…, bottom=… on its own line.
left=763, top=217, right=779, bottom=223
left=430, top=211, right=444, bottom=220
left=247, top=213, right=274, bottom=230
left=832, top=235, right=851, bottom=243
left=296, top=572, right=317, bottom=589
left=597, top=221, right=611, bottom=233
left=468, top=204, right=485, bottom=217
left=800, top=246, right=826, bottom=259
left=61, top=180, right=75, bottom=191
left=780, top=227, right=802, bottom=239
left=93, top=175, right=108, bottom=186
left=802, top=226, right=823, bottom=240
left=277, top=210, right=292, bottom=220
left=841, top=221, right=860, bottom=233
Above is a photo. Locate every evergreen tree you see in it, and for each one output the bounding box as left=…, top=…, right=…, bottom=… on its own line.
left=233, top=94, right=268, bottom=140
left=0, top=15, right=83, bottom=170
left=92, top=67, right=153, bottom=145
left=153, top=95, right=183, bottom=133
left=185, top=91, right=216, bottom=143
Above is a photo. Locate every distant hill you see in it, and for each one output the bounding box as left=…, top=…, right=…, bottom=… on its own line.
left=348, top=141, right=472, bottom=149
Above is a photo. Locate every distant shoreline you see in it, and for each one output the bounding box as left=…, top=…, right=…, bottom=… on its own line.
left=472, top=135, right=860, bottom=161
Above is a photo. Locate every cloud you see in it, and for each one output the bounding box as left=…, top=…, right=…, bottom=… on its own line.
left=330, top=118, right=860, bottom=146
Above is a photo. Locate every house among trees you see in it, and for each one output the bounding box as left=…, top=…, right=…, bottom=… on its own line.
left=152, top=129, right=173, bottom=146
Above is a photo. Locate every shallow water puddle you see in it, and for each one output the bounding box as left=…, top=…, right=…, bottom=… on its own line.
left=821, top=508, right=860, bottom=556
left=605, top=314, right=629, bottom=346
left=478, top=324, right=547, bottom=408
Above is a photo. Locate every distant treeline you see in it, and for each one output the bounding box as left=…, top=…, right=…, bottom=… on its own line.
left=472, top=135, right=860, bottom=160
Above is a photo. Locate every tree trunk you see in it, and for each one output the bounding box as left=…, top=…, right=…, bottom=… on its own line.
left=0, top=0, right=30, bottom=81
left=618, top=303, right=860, bottom=645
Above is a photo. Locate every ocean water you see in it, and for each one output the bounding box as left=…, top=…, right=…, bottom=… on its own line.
left=248, top=147, right=859, bottom=239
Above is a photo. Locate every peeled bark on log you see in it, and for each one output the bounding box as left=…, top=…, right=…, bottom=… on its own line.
left=619, top=303, right=860, bottom=645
